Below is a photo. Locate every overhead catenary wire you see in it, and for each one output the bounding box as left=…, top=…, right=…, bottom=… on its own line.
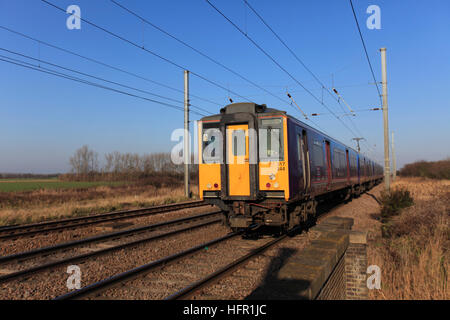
left=0, top=27, right=321, bottom=133
left=242, top=0, right=373, bottom=145
left=349, top=0, right=383, bottom=105
left=348, top=0, right=385, bottom=154
left=0, top=47, right=212, bottom=115
left=110, top=0, right=296, bottom=109
left=109, top=0, right=333, bottom=135
left=205, top=0, right=360, bottom=139
left=39, top=0, right=333, bottom=134
left=0, top=25, right=221, bottom=108
left=242, top=0, right=358, bottom=119
left=0, top=54, right=208, bottom=117
left=40, top=0, right=253, bottom=103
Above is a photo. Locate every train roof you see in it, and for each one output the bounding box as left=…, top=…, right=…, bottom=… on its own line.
left=199, top=102, right=286, bottom=121
left=199, top=102, right=381, bottom=166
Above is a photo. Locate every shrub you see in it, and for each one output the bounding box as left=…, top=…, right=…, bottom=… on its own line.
left=380, top=188, right=414, bottom=220
left=380, top=188, right=414, bottom=238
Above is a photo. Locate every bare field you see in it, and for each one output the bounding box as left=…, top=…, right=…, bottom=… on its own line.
left=0, top=183, right=198, bottom=226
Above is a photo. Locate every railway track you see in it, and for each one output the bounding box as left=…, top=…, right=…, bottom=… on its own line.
left=0, top=196, right=348, bottom=300
left=167, top=208, right=336, bottom=300
left=166, top=230, right=294, bottom=300
left=52, top=198, right=341, bottom=300
left=0, top=210, right=223, bottom=285
left=53, top=224, right=294, bottom=300
left=54, top=231, right=243, bottom=300
left=0, top=200, right=208, bottom=240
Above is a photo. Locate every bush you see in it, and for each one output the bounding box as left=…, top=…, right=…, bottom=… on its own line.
left=380, top=187, right=414, bottom=224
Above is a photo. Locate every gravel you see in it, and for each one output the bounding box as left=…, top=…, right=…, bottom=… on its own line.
left=0, top=221, right=229, bottom=300
left=0, top=205, right=215, bottom=256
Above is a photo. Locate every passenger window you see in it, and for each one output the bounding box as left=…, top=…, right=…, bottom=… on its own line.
left=340, top=152, right=346, bottom=176
left=312, top=142, right=324, bottom=167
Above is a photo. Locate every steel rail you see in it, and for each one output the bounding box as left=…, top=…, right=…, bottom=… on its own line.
left=0, top=217, right=221, bottom=284
left=0, top=210, right=222, bottom=264
left=165, top=227, right=300, bottom=300
left=0, top=200, right=207, bottom=240
left=54, top=231, right=242, bottom=300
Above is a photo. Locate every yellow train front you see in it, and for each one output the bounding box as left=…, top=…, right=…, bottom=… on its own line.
left=197, top=102, right=383, bottom=231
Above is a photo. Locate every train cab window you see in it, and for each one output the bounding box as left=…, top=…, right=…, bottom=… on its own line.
left=202, top=123, right=222, bottom=164
left=259, top=118, right=284, bottom=161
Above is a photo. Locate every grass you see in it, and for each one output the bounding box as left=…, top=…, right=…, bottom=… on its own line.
left=0, top=178, right=127, bottom=193
left=0, top=175, right=199, bottom=226
left=368, top=178, right=449, bottom=300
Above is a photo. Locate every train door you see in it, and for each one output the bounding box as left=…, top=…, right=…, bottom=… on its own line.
left=302, top=130, right=310, bottom=191
left=295, top=129, right=310, bottom=192
left=346, top=150, right=350, bottom=185
left=226, top=124, right=250, bottom=196
left=325, top=141, right=332, bottom=189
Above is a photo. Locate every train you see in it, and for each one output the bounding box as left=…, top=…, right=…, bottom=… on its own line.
left=197, top=102, right=383, bottom=231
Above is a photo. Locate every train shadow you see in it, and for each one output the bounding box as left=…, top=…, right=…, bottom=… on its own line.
left=244, top=247, right=311, bottom=300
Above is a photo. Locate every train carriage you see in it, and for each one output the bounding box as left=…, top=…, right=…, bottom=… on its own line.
left=198, top=103, right=383, bottom=231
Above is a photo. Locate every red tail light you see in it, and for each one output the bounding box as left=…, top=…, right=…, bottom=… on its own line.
left=214, top=183, right=219, bottom=188
left=266, top=183, right=271, bottom=188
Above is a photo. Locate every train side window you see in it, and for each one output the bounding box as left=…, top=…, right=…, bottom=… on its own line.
left=333, top=149, right=339, bottom=177
left=350, top=155, right=357, bottom=176
left=339, top=151, right=346, bottom=177
left=312, top=141, right=324, bottom=167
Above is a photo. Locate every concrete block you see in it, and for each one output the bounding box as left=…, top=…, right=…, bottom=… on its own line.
left=320, top=216, right=354, bottom=230
left=349, top=231, right=368, bottom=244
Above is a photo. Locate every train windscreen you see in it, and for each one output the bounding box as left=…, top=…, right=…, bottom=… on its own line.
left=202, top=123, right=222, bottom=164
left=259, top=118, right=284, bottom=161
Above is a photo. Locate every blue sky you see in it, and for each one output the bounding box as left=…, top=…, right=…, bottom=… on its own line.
left=0, top=0, right=449, bottom=173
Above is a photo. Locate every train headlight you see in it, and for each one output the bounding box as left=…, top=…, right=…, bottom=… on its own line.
left=274, top=182, right=279, bottom=188
left=206, top=183, right=212, bottom=189
left=269, top=174, right=276, bottom=181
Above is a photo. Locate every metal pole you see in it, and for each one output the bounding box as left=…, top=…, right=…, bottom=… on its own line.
left=184, top=70, right=190, bottom=198
left=352, top=137, right=365, bottom=153
left=392, top=131, right=397, bottom=181
left=380, top=48, right=390, bottom=191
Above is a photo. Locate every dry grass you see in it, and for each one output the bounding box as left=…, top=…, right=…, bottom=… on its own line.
left=0, top=183, right=199, bottom=226
left=368, top=177, right=449, bottom=300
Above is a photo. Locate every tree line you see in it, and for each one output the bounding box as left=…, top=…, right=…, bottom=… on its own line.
left=63, top=145, right=196, bottom=181
left=399, top=158, right=450, bottom=180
